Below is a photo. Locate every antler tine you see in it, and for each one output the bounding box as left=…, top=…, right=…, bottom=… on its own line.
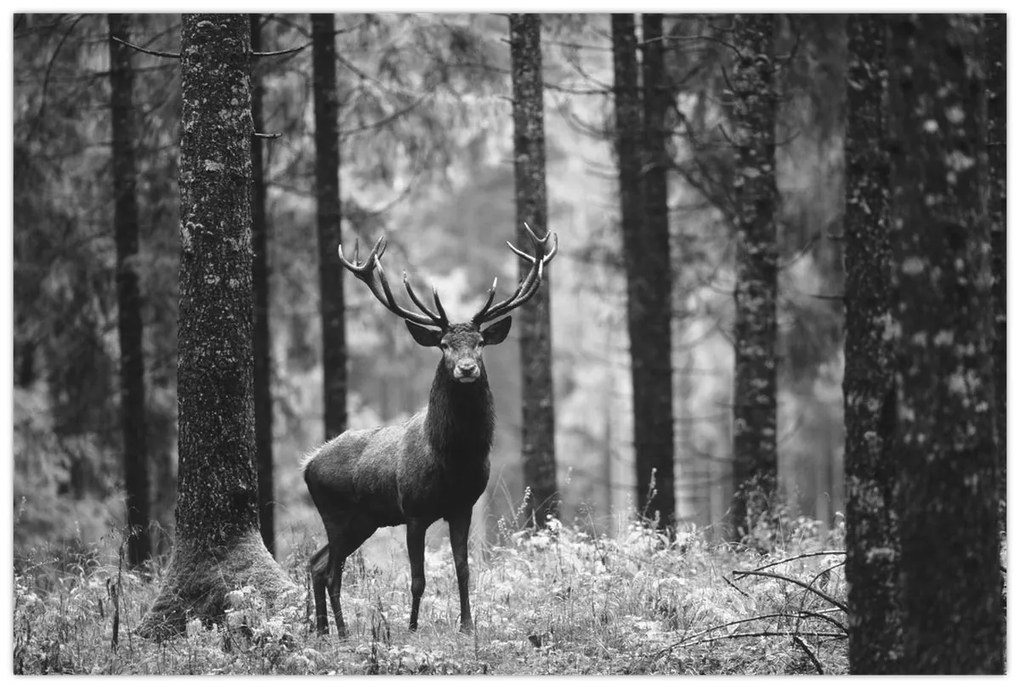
left=401, top=271, right=447, bottom=326
left=474, top=227, right=558, bottom=325
left=337, top=235, right=445, bottom=328
left=431, top=285, right=448, bottom=325
left=471, top=275, right=499, bottom=324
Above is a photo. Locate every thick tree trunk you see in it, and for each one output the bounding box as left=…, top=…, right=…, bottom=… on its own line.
left=984, top=13, right=1006, bottom=537
left=728, top=14, right=779, bottom=541
left=888, top=14, right=1003, bottom=674
left=108, top=13, right=152, bottom=567
left=312, top=13, right=348, bottom=442
left=137, top=14, right=297, bottom=638
left=843, top=14, right=901, bottom=674
left=509, top=13, right=558, bottom=528
left=250, top=13, right=275, bottom=557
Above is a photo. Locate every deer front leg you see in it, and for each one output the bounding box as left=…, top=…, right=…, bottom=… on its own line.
left=406, top=519, right=428, bottom=631
left=448, top=511, right=473, bottom=633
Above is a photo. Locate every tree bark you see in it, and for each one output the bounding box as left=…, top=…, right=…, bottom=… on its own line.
left=843, top=13, right=901, bottom=674
left=312, top=13, right=348, bottom=442
left=984, top=13, right=1006, bottom=537
left=888, top=14, right=1003, bottom=673
left=638, top=13, right=676, bottom=530
left=108, top=13, right=152, bottom=567
left=612, top=14, right=647, bottom=525
left=250, top=13, right=275, bottom=557
left=728, top=14, right=780, bottom=541
left=509, top=13, right=558, bottom=528
left=137, top=14, right=297, bottom=638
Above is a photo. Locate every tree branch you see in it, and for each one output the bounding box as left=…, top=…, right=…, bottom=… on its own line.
left=111, top=35, right=179, bottom=59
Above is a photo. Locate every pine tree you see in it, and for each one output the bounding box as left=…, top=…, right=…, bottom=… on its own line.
left=984, top=13, right=1006, bottom=536
left=638, top=12, right=676, bottom=529
left=888, top=14, right=1003, bottom=673
left=108, top=13, right=152, bottom=567
left=138, top=14, right=297, bottom=637
left=312, top=13, right=348, bottom=441
left=728, top=14, right=780, bottom=540
left=250, top=13, right=275, bottom=557
left=509, top=13, right=558, bottom=527
left=843, top=13, right=900, bottom=673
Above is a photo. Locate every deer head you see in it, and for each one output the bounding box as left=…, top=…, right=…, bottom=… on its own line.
left=337, top=224, right=558, bottom=384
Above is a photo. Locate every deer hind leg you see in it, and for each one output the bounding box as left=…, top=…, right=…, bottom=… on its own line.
left=406, top=518, right=428, bottom=631
left=309, top=545, right=331, bottom=635
left=324, top=513, right=377, bottom=638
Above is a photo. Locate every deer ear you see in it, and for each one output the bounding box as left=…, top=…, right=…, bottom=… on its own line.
left=481, top=317, right=512, bottom=345
left=405, top=321, right=443, bottom=347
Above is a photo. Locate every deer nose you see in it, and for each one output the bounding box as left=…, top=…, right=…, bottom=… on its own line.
left=454, top=361, right=479, bottom=382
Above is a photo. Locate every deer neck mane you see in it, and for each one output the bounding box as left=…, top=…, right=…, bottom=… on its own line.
left=425, top=360, right=494, bottom=459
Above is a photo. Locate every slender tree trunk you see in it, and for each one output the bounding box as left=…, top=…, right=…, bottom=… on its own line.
left=984, top=13, right=1006, bottom=537
left=312, top=13, right=348, bottom=442
left=108, top=13, right=152, bottom=567
left=250, top=13, right=275, bottom=557
left=611, top=14, right=646, bottom=523
left=614, top=14, right=674, bottom=529
left=728, top=14, right=779, bottom=542
left=888, top=14, right=1003, bottom=673
left=137, top=14, right=297, bottom=638
left=843, top=14, right=901, bottom=674
left=638, top=13, right=676, bottom=530
left=509, top=13, right=558, bottom=528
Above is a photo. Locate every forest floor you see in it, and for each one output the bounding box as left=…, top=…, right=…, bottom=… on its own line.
left=13, top=516, right=849, bottom=675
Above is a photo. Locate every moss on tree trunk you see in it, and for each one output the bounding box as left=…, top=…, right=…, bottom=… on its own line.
left=137, top=14, right=298, bottom=639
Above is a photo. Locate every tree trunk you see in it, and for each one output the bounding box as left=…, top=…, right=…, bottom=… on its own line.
left=888, top=14, right=1003, bottom=674
left=638, top=13, right=676, bottom=530
left=108, top=13, right=152, bottom=567
left=614, top=14, right=666, bottom=529
left=843, top=16, right=900, bottom=674
left=509, top=13, right=558, bottom=528
left=984, top=13, right=1006, bottom=537
left=137, top=14, right=297, bottom=638
left=728, top=14, right=780, bottom=541
left=250, top=13, right=275, bottom=557
left=312, top=13, right=348, bottom=442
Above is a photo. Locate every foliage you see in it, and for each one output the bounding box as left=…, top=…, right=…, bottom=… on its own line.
left=13, top=517, right=848, bottom=675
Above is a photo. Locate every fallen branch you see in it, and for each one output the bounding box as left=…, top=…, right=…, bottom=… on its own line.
left=677, top=630, right=845, bottom=649
left=731, top=569, right=848, bottom=614
left=738, top=550, right=845, bottom=577
left=792, top=634, right=824, bottom=674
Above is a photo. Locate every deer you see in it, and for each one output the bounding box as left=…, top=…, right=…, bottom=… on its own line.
left=303, top=224, right=557, bottom=637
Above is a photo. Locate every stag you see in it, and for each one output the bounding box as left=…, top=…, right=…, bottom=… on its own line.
left=303, top=225, right=557, bottom=637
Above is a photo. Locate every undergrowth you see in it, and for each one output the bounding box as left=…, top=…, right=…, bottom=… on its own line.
left=13, top=513, right=849, bottom=675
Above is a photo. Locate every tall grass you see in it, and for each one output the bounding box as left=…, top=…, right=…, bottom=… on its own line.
left=13, top=513, right=848, bottom=675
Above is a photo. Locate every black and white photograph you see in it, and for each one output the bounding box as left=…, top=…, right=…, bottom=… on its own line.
left=8, top=9, right=1009, bottom=675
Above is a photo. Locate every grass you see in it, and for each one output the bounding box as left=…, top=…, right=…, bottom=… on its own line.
left=13, top=515, right=849, bottom=675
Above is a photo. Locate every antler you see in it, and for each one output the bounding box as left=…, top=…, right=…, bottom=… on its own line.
left=337, top=236, right=449, bottom=329
left=472, top=223, right=558, bottom=326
